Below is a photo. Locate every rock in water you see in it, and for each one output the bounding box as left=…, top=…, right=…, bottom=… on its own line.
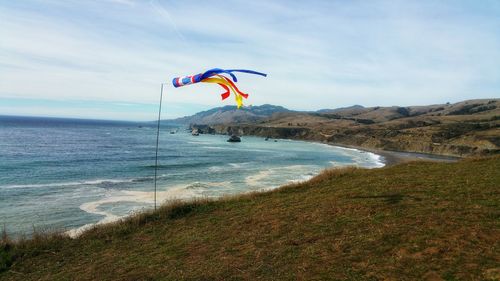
left=227, top=135, right=241, bottom=142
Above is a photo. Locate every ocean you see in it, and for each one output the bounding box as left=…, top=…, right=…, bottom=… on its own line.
left=0, top=116, right=384, bottom=237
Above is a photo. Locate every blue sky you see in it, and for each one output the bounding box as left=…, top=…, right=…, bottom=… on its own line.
left=1, top=0, right=499, bottom=120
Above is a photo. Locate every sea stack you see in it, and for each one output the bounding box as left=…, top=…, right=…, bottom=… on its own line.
left=227, top=135, right=241, bottom=142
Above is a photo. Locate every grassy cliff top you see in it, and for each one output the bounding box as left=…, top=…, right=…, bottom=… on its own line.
left=1, top=156, right=499, bottom=280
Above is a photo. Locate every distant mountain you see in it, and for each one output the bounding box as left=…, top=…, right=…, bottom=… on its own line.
left=316, top=105, right=365, bottom=114
left=166, top=104, right=292, bottom=125
left=165, top=99, right=500, bottom=129
left=312, top=99, right=500, bottom=123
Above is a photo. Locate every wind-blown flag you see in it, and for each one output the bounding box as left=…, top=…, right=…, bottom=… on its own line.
left=172, top=68, right=267, bottom=108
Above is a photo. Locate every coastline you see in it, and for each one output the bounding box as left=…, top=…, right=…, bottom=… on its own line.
left=10, top=132, right=457, bottom=239
left=192, top=124, right=468, bottom=165
left=321, top=142, right=461, bottom=166
left=63, top=136, right=384, bottom=238
left=214, top=130, right=461, bottom=166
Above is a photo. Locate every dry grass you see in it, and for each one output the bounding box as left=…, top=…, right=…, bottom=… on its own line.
left=1, top=156, right=499, bottom=280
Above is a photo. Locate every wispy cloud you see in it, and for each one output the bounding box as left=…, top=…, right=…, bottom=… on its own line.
left=1, top=0, right=499, bottom=120
left=149, top=0, right=187, bottom=44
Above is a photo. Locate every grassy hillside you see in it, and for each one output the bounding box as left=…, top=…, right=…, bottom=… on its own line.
left=1, top=157, right=499, bottom=280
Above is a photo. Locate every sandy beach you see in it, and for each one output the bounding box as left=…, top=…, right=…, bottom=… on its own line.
left=307, top=140, right=461, bottom=166
left=348, top=146, right=461, bottom=166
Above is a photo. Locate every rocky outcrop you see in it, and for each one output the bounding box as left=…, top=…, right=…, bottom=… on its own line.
left=211, top=125, right=312, bottom=139
left=189, top=124, right=216, bottom=134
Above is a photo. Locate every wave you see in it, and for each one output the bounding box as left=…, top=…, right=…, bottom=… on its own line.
left=245, top=170, right=273, bottom=186
left=0, top=176, right=166, bottom=190
left=0, top=179, right=128, bottom=189
left=202, top=146, right=230, bottom=150
left=228, top=162, right=251, bottom=168
left=314, top=144, right=385, bottom=168
left=66, top=182, right=221, bottom=238
left=184, top=182, right=211, bottom=190
left=208, top=166, right=224, bottom=172
left=330, top=151, right=385, bottom=168
left=202, top=146, right=272, bottom=153
left=208, top=162, right=251, bottom=172
left=244, top=165, right=316, bottom=188
left=141, top=162, right=211, bottom=169
left=184, top=181, right=231, bottom=190
left=367, top=153, right=385, bottom=168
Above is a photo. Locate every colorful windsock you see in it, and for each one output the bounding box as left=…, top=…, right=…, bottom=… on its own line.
left=172, top=68, right=267, bottom=108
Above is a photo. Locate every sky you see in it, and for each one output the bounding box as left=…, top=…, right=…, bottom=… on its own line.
left=1, top=0, right=499, bottom=121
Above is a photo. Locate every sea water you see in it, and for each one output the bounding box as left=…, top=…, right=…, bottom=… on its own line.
left=0, top=116, right=384, bottom=237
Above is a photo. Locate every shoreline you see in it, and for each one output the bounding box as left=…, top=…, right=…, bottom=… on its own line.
left=10, top=134, right=458, bottom=239
left=193, top=125, right=463, bottom=166
left=65, top=138, right=388, bottom=238
left=222, top=131, right=461, bottom=166
left=320, top=142, right=461, bottom=166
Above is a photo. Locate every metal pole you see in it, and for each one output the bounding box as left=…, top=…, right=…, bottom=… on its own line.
left=154, top=83, right=164, bottom=211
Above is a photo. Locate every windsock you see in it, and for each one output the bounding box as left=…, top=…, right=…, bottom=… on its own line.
left=172, top=68, right=266, bottom=108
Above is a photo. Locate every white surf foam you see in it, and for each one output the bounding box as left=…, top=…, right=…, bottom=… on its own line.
left=67, top=185, right=199, bottom=237
left=319, top=144, right=385, bottom=168
left=209, top=162, right=251, bottom=172
left=67, top=181, right=231, bottom=238
left=245, top=170, right=273, bottom=186
left=228, top=162, right=251, bottom=168
left=0, top=178, right=135, bottom=189
left=244, top=165, right=315, bottom=189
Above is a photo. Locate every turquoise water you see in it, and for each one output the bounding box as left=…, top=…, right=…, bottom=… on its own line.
left=0, top=116, right=384, bottom=237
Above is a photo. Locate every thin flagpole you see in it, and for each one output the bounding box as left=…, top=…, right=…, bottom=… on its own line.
left=154, top=83, right=164, bottom=211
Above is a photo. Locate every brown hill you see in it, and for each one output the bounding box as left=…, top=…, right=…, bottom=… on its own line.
left=201, top=99, right=500, bottom=157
